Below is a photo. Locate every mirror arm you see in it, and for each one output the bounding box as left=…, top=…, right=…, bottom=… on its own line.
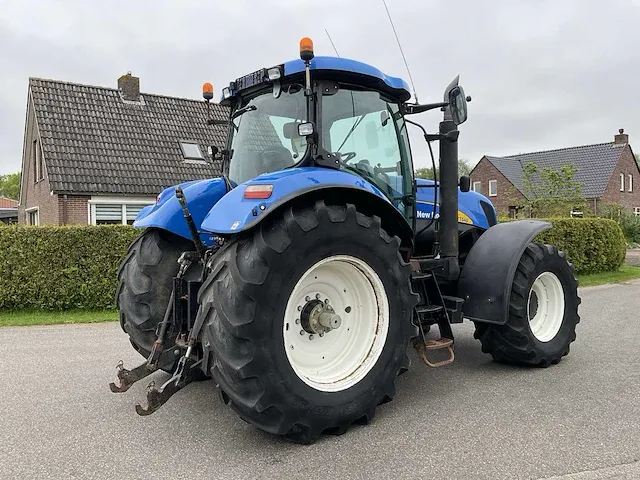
left=403, top=101, right=449, bottom=115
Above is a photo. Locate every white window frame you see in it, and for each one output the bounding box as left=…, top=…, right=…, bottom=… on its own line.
left=179, top=141, right=207, bottom=164
left=33, top=139, right=44, bottom=182
left=25, top=206, right=40, bottom=225
left=88, top=196, right=155, bottom=225
left=635, top=207, right=640, bottom=217
left=629, top=174, right=633, bottom=192
left=620, top=173, right=625, bottom=192
left=472, top=181, right=481, bottom=192
left=488, top=179, right=497, bottom=197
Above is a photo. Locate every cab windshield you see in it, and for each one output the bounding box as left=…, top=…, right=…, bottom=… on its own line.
left=321, top=86, right=413, bottom=217
left=228, top=84, right=308, bottom=185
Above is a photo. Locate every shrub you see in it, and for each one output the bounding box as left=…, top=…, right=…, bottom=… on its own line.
left=597, top=202, right=640, bottom=245
left=499, top=217, right=626, bottom=274
left=0, top=225, right=141, bottom=310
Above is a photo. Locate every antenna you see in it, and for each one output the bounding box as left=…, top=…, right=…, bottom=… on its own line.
left=381, top=0, right=419, bottom=103
left=325, top=29, right=340, bottom=57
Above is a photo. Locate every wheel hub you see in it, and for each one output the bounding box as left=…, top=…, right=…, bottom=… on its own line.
left=300, top=298, right=342, bottom=336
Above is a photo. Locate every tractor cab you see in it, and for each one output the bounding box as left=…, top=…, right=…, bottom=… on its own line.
left=204, top=38, right=467, bottom=228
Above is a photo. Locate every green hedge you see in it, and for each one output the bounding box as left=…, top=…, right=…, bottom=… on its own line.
left=0, top=218, right=626, bottom=310
left=0, top=225, right=141, bottom=310
left=502, top=217, right=626, bottom=274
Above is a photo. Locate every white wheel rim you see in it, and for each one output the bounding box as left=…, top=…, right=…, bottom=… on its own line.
left=527, top=271, right=565, bottom=342
left=283, top=255, right=389, bottom=392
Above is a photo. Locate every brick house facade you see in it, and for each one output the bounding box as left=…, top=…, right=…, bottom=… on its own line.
left=470, top=129, right=640, bottom=217
left=18, top=73, right=229, bottom=226
left=0, top=196, right=18, bottom=224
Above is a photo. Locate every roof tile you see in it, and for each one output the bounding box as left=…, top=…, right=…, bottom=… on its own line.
left=29, top=77, right=230, bottom=195
left=485, top=142, right=625, bottom=198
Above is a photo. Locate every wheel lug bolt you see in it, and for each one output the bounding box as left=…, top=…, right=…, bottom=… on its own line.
left=305, top=296, right=310, bottom=301
left=316, top=293, right=321, bottom=299
left=309, top=335, right=314, bottom=340
left=319, top=332, right=324, bottom=337
left=324, top=299, right=330, bottom=304
left=298, top=306, right=302, bottom=311
left=295, top=319, right=300, bottom=324
left=300, top=330, right=305, bottom=336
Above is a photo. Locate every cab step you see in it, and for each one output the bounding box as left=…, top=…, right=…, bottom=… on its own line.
left=413, top=337, right=455, bottom=368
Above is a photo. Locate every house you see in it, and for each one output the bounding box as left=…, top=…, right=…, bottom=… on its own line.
left=18, top=73, right=229, bottom=225
left=470, top=129, right=640, bottom=217
left=0, top=196, right=18, bottom=224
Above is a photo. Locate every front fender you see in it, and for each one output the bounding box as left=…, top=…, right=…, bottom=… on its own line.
left=134, top=178, right=228, bottom=246
left=458, top=219, right=552, bottom=325
left=201, top=167, right=409, bottom=236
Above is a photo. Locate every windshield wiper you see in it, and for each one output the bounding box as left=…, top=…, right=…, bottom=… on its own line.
left=336, top=114, right=365, bottom=152
left=231, top=104, right=257, bottom=120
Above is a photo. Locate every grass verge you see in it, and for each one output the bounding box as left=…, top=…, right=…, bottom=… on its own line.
left=577, top=265, right=640, bottom=287
left=0, top=309, right=118, bottom=327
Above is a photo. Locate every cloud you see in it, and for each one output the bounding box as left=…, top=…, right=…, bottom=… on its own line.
left=1, top=0, right=639, bottom=174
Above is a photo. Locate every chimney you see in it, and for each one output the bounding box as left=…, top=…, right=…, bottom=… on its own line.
left=614, top=128, right=628, bottom=145
left=118, top=72, right=140, bottom=102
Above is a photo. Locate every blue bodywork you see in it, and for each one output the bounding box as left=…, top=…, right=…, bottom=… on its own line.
left=414, top=179, right=494, bottom=230
left=201, top=167, right=390, bottom=234
left=134, top=178, right=229, bottom=246
left=133, top=171, right=495, bottom=241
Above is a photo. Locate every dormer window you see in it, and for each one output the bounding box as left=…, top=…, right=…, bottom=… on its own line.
left=179, top=141, right=206, bottom=163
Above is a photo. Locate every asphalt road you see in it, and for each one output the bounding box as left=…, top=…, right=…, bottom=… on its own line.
left=2, top=281, right=640, bottom=480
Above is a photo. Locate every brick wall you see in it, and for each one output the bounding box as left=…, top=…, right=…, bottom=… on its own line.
left=598, top=144, right=640, bottom=213
left=18, top=96, right=59, bottom=225
left=470, top=156, right=526, bottom=214
left=58, top=195, right=89, bottom=224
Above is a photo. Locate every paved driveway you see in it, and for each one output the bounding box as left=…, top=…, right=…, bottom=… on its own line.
left=1, top=281, right=640, bottom=480
left=626, top=249, right=640, bottom=266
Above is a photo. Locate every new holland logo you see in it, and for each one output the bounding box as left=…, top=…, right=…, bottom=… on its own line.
left=416, top=210, right=473, bottom=225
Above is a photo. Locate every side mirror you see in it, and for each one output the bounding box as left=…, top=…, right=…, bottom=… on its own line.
left=208, top=145, right=224, bottom=161
left=448, top=85, right=469, bottom=125
left=459, top=175, right=471, bottom=192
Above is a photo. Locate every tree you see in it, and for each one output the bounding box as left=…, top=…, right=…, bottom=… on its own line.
left=414, top=159, right=472, bottom=180
left=520, top=162, right=586, bottom=217
left=0, top=172, right=20, bottom=200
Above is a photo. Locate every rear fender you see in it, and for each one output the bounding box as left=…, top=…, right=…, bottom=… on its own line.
left=457, top=219, right=552, bottom=325
left=134, top=178, right=228, bottom=246
left=200, top=167, right=414, bottom=247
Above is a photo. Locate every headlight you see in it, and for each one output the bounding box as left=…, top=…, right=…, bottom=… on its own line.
left=267, top=67, right=281, bottom=80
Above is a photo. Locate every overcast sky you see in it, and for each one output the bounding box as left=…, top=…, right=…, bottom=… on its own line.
left=1, top=0, right=640, bottom=175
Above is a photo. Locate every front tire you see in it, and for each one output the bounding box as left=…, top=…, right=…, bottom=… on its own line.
left=200, top=200, right=418, bottom=443
left=473, top=242, right=581, bottom=366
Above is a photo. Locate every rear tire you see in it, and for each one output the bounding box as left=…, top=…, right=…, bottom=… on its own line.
left=473, top=242, right=580, bottom=367
left=200, top=200, right=418, bottom=444
left=116, top=228, right=194, bottom=368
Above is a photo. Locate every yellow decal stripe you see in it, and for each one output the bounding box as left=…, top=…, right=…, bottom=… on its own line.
left=457, top=211, right=473, bottom=225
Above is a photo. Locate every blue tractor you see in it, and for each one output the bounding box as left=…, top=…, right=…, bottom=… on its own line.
left=110, top=38, right=580, bottom=444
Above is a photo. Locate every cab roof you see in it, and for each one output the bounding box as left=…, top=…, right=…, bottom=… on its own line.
left=282, top=56, right=412, bottom=103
